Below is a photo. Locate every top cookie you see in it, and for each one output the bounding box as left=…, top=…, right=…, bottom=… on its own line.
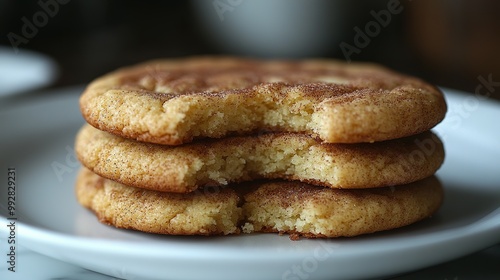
left=80, top=56, right=446, bottom=145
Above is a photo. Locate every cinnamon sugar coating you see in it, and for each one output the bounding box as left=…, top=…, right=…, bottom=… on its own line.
left=80, top=57, right=446, bottom=145
left=75, top=124, right=444, bottom=193
left=76, top=168, right=443, bottom=238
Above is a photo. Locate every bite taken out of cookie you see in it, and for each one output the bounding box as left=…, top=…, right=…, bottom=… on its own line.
left=80, top=56, right=447, bottom=145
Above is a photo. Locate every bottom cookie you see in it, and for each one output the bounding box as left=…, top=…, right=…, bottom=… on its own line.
left=76, top=168, right=443, bottom=238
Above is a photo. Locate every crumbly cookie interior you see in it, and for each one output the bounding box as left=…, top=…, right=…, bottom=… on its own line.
left=77, top=168, right=443, bottom=238
left=76, top=125, right=444, bottom=192
left=80, top=57, right=446, bottom=145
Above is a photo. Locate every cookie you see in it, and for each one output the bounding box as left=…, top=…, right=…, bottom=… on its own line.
left=76, top=168, right=242, bottom=236
left=79, top=56, right=446, bottom=145
left=241, top=176, right=443, bottom=239
left=75, top=124, right=444, bottom=193
left=76, top=168, right=443, bottom=238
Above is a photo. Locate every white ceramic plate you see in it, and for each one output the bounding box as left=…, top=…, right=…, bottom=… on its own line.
left=0, top=87, right=499, bottom=280
left=0, top=47, right=58, bottom=97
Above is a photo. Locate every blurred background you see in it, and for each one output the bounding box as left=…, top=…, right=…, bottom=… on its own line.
left=1, top=0, right=500, bottom=99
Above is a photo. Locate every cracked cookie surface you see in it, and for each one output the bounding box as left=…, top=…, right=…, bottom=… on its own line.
left=79, top=56, right=446, bottom=145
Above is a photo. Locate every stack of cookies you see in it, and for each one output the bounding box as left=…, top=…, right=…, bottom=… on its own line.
left=75, top=57, right=447, bottom=239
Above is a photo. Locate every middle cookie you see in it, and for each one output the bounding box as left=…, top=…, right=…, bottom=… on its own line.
left=75, top=124, right=444, bottom=193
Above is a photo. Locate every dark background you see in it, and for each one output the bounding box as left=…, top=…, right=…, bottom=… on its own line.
left=1, top=0, right=500, bottom=100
